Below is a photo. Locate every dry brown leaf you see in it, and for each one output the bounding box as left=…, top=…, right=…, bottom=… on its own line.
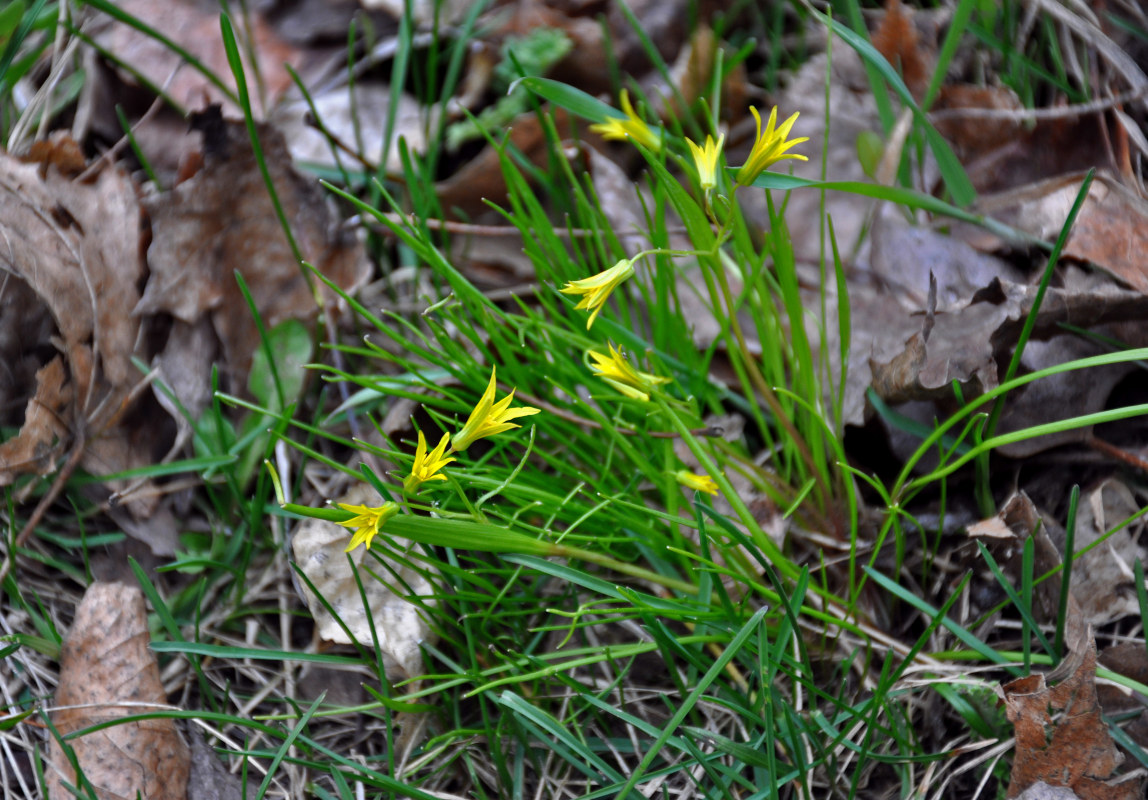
left=0, top=145, right=170, bottom=517
left=360, top=0, right=474, bottom=26
left=604, top=0, right=686, bottom=87
left=1095, top=642, right=1148, bottom=753
left=805, top=279, right=919, bottom=427
left=152, top=319, right=217, bottom=452
left=0, top=150, right=142, bottom=401
left=969, top=492, right=1085, bottom=641
left=46, top=582, right=190, bottom=800
left=868, top=298, right=1003, bottom=405
left=969, top=494, right=1148, bottom=782
left=994, top=327, right=1146, bottom=458
left=187, top=733, right=258, bottom=800
left=647, top=24, right=718, bottom=119
left=436, top=107, right=571, bottom=219
left=973, top=173, right=1148, bottom=293
left=746, top=41, right=881, bottom=265
left=92, top=0, right=301, bottom=116
left=870, top=266, right=1148, bottom=413
left=871, top=0, right=932, bottom=101
left=20, top=132, right=88, bottom=176
left=857, top=217, right=1028, bottom=413
left=1065, top=479, right=1144, bottom=624
left=588, top=145, right=664, bottom=255
left=870, top=217, right=1027, bottom=313
left=137, top=113, right=370, bottom=383
left=962, top=114, right=1119, bottom=199
left=931, top=84, right=1025, bottom=160
left=1056, top=174, right=1148, bottom=294
left=1003, top=634, right=1140, bottom=799
left=0, top=357, right=71, bottom=484
left=274, top=84, right=427, bottom=173
left=0, top=274, right=54, bottom=421
left=1015, top=784, right=1083, bottom=800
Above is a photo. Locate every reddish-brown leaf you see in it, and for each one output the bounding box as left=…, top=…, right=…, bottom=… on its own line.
left=1004, top=636, right=1140, bottom=799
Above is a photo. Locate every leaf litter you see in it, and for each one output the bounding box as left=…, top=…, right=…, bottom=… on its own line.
left=6, top=0, right=1148, bottom=797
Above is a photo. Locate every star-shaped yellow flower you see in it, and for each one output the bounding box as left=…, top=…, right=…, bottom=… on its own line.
left=451, top=367, right=541, bottom=452
left=560, top=258, right=634, bottom=329
left=589, top=90, right=662, bottom=151
left=675, top=469, right=719, bottom=496
left=588, top=343, right=670, bottom=402
left=735, top=106, right=808, bottom=187
left=686, top=133, right=725, bottom=192
left=336, top=502, right=399, bottom=552
left=403, top=431, right=455, bottom=494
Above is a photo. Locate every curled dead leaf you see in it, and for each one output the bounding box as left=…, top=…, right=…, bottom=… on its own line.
left=46, top=582, right=190, bottom=800
left=0, top=146, right=166, bottom=517
left=1002, top=633, right=1140, bottom=799
left=0, top=357, right=71, bottom=485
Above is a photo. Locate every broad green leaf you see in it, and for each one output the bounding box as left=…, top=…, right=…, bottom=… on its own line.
left=249, top=319, right=313, bottom=412
left=512, top=76, right=622, bottom=123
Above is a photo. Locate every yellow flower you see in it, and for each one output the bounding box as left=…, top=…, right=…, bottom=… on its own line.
left=675, top=469, right=719, bottom=496
left=589, top=90, right=662, bottom=151
left=403, top=431, right=455, bottom=494
left=336, top=502, right=399, bottom=552
left=735, top=106, right=808, bottom=186
left=560, top=258, right=634, bottom=329
left=588, top=343, right=670, bottom=402
left=451, top=367, right=541, bottom=452
left=686, top=133, right=725, bottom=192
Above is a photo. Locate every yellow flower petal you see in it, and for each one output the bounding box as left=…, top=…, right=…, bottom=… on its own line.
left=451, top=367, right=541, bottom=452
left=686, top=133, right=725, bottom=192
left=675, top=470, right=719, bottom=496
left=336, top=502, right=399, bottom=552
left=588, top=343, right=669, bottom=402
left=404, top=430, right=455, bottom=494
left=735, top=106, right=809, bottom=186
left=560, top=258, right=635, bottom=329
left=588, top=89, right=662, bottom=151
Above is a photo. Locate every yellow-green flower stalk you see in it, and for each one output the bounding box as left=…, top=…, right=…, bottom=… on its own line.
left=686, top=133, right=724, bottom=192
left=735, top=106, right=808, bottom=187
left=588, top=343, right=670, bottom=401
left=560, top=257, right=635, bottom=329
left=336, top=502, right=399, bottom=552
left=589, top=89, right=661, bottom=151
left=675, top=469, right=719, bottom=496
left=451, top=367, right=540, bottom=452
left=403, top=431, right=455, bottom=494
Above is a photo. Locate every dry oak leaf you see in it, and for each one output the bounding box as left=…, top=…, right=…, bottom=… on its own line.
left=136, top=115, right=370, bottom=382
left=870, top=267, right=1148, bottom=410
left=0, top=148, right=142, bottom=402
left=0, top=147, right=158, bottom=508
left=91, top=0, right=300, bottom=116
left=871, top=0, right=932, bottom=101
left=0, top=357, right=71, bottom=483
left=46, top=582, right=190, bottom=800
left=1002, top=633, right=1141, bottom=799
left=436, top=106, right=571, bottom=219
